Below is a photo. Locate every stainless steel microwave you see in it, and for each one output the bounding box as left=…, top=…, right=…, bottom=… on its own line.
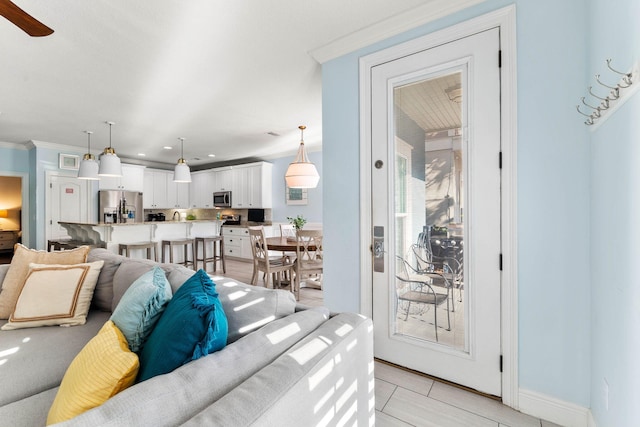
left=213, top=191, right=232, bottom=208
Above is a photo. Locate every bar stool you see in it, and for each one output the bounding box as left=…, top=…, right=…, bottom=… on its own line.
left=161, top=238, right=195, bottom=269
left=194, top=236, right=226, bottom=274
left=118, top=242, right=158, bottom=261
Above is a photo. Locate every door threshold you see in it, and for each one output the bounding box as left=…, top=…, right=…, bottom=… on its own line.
left=375, top=358, right=501, bottom=402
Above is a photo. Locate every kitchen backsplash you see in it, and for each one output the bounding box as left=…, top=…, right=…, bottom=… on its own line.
left=143, top=208, right=272, bottom=223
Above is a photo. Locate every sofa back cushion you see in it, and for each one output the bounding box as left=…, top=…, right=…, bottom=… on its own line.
left=87, top=248, right=123, bottom=312
left=0, top=244, right=90, bottom=319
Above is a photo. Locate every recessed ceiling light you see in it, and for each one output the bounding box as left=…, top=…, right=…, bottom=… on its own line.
left=208, top=154, right=216, bottom=157
left=267, top=131, right=280, bottom=137
left=137, top=153, right=146, bottom=157
left=163, top=146, right=172, bottom=150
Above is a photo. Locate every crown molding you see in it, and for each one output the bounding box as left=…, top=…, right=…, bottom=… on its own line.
left=0, top=141, right=29, bottom=150
left=309, top=0, right=486, bottom=64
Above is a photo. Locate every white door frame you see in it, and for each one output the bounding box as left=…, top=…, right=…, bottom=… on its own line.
left=359, top=5, right=518, bottom=408
left=45, top=170, right=93, bottom=247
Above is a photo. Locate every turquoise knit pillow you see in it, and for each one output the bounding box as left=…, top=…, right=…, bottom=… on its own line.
left=110, top=266, right=172, bottom=353
left=137, top=269, right=228, bottom=382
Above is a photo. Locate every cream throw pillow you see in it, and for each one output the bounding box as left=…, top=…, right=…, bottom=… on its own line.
left=1, top=260, right=104, bottom=330
left=0, top=244, right=90, bottom=319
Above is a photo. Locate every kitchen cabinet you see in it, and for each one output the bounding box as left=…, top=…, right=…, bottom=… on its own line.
left=143, top=169, right=168, bottom=209
left=167, top=179, right=190, bottom=208
left=222, top=226, right=251, bottom=259
left=99, top=164, right=145, bottom=192
left=213, top=168, right=233, bottom=192
left=189, top=170, right=216, bottom=208
left=231, top=162, right=273, bottom=209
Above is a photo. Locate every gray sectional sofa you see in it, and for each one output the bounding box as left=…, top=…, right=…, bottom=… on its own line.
left=0, top=248, right=373, bottom=426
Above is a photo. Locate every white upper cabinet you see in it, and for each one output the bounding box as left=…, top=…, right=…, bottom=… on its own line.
left=190, top=170, right=216, bottom=208
left=231, top=162, right=273, bottom=209
left=167, top=177, right=190, bottom=208
left=143, top=169, right=169, bottom=209
left=99, top=164, right=145, bottom=192
left=213, top=168, right=233, bottom=192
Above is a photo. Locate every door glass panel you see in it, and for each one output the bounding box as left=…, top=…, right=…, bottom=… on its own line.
left=392, top=70, right=466, bottom=352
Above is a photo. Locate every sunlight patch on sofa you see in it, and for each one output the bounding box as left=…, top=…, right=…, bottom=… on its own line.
left=266, top=322, right=301, bottom=344
left=314, top=385, right=336, bottom=414
left=0, top=346, right=19, bottom=365
left=309, top=359, right=335, bottom=391
left=233, top=297, right=265, bottom=312
left=334, top=323, right=353, bottom=337
left=237, top=315, right=275, bottom=334
left=227, top=290, right=249, bottom=301
left=289, top=337, right=329, bottom=365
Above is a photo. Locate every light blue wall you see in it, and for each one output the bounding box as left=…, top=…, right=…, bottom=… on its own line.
left=588, top=0, right=640, bottom=425
left=322, top=0, right=591, bottom=408
left=270, top=151, right=323, bottom=224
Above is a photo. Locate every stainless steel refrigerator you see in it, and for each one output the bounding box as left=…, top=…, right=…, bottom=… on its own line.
left=98, top=190, right=143, bottom=224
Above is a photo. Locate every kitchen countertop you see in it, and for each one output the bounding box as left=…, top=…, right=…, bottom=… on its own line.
left=58, top=220, right=226, bottom=227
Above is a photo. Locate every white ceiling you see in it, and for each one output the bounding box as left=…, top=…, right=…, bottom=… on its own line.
left=0, top=0, right=478, bottom=167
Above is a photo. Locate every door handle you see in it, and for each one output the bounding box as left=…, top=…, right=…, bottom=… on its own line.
left=373, top=226, right=384, bottom=272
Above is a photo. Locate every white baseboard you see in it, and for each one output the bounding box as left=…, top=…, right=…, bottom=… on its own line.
left=519, top=388, right=592, bottom=427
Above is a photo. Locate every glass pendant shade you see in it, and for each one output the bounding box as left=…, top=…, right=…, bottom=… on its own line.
left=77, top=130, right=99, bottom=180
left=173, top=138, right=192, bottom=183
left=285, top=125, right=319, bottom=188
left=98, top=121, right=123, bottom=177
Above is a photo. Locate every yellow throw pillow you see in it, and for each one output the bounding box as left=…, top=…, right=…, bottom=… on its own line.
left=1, top=260, right=104, bottom=330
left=47, top=320, right=139, bottom=425
left=0, top=244, right=90, bottom=319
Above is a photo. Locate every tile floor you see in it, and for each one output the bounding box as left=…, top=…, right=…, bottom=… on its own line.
left=375, top=361, right=562, bottom=427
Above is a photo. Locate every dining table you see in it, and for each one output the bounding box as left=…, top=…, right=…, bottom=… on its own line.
left=265, top=236, right=317, bottom=252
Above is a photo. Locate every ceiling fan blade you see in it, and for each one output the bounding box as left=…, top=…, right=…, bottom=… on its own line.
left=0, top=0, right=53, bottom=36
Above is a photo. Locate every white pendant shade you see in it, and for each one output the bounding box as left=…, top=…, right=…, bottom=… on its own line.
left=77, top=130, right=99, bottom=180
left=77, top=156, right=99, bottom=180
left=284, top=125, right=319, bottom=189
left=98, top=151, right=123, bottom=177
left=98, top=121, right=123, bottom=177
left=285, top=162, right=319, bottom=188
left=174, top=162, right=192, bottom=183
left=173, top=137, right=192, bottom=182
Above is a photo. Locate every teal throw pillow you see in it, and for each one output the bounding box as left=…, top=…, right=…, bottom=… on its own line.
left=110, top=266, right=172, bottom=353
left=137, top=269, right=228, bottom=382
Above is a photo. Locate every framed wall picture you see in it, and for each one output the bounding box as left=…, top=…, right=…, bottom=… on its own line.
left=285, top=183, right=308, bottom=205
left=59, top=154, right=80, bottom=171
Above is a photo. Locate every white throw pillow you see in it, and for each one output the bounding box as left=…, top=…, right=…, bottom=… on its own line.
left=1, top=260, right=104, bottom=330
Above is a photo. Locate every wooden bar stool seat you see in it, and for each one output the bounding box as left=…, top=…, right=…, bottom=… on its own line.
left=118, top=242, right=158, bottom=261
left=194, top=236, right=226, bottom=274
left=161, top=239, right=195, bottom=269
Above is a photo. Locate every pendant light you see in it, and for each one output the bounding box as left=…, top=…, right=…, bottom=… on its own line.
left=173, top=137, right=192, bottom=183
left=285, top=125, right=319, bottom=188
left=77, top=130, right=99, bottom=180
left=98, top=121, right=123, bottom=177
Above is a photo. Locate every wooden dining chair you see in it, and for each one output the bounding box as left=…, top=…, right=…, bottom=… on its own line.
left=248, top=226, right=294, bottom=291
left=293, top=229, right=323, bottom=301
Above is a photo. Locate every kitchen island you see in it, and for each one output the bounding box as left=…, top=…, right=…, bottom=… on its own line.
left=58, top=220, right=224, bottom=258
